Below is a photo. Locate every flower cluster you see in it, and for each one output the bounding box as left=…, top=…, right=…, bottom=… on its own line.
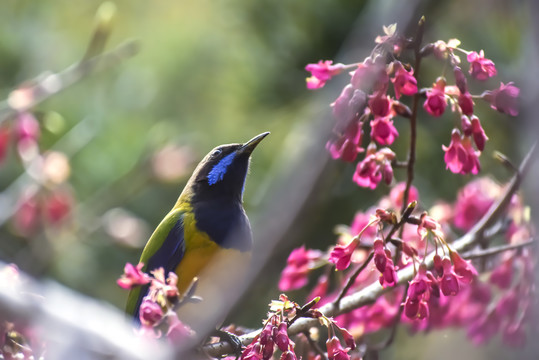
left=278, top=172, right=535, bottom=348
left=306, top=25, right=519, bottom=187
left=116, top=263, right=194, bottom=342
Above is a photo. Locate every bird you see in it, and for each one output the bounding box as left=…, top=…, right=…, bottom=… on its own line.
left=125, top=132, right=269, bottom=332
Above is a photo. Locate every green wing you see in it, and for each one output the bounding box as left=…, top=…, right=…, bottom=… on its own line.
left=125, top=208, right=186, bottom=317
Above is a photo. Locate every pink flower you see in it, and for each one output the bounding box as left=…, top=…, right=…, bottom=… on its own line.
left=351, top=58, right=388, bottom=92
left=489, top=259, right=513, bottom=289
left=470, top=115, right=488, bottom=151
left=391, top=62, right=418, bottom=99
left=423, top=79, right=447, bottom=117
left=274, top=322, right=289, bottom=352
left=279, top=246, right=322, bottom=291
left=461, top=115, right=473, bottom=136
left=326, top=121, right=363, bottom=162
left=467, top=50, right=497, bottom=80
left=453, top=66, right=468, bottom=93
left=326, top=336, right=351, bottom=360
left=305, top=60, right=345, bottom=89
left=461, top=138, right=481, bottom=174
left=458, top=91, right=474, bottom=116
left=329, top=238, right=359, bottom=271
left=139, top=298, right=163, bottom=326
left=331, top=85, right=367, bottom=127
left=389, top=182, right=418, bottom=209
left=442, top=129, right=468, bottom=174
left=352, top=147, right=395, bottom=189
left=454, top=178, right=498, bottom=231
left=370, top=117, right=399, bottom=145
left=117, top=262, right=150, bottom=289
left=482, top=82, right=519, bottom=116
left=450, top=250, right=478, bottom=283
left=166, top=313, right=193, bottom=344
left=440, top=258, right=460, bottom=296
left=368, top=91, right=392, bottom=117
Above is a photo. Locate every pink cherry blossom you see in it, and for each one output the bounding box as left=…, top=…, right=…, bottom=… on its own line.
left=454, top=177, right=498, bottom=231
left=278, top=246, right=322, bottom=291
left=423, top=80, right=447, bottom=117
left=442, top=129, right=468, bottom=174
left=391, top=62, right=418, bottom=99
left=326, top=121, right=363, bottom=162
left=305, top=60, right=345, bottom=89
left=117, top=262, right=151, bottom=289
left=139, top=298, right=163, bottom=326
left=329, top=238, right=359, bottom=271
left=482, top=82, right=519, bottom=116
left=370, top=117, right=399, bottom=145
left=368, top=91, right=392, bottom=117
left=450, top=250, right=478, bottom=283
left=458, top=91, right=474, bottom=116
left=467, top=50, right=497, bottom=80
left=470, top=115, right=488, bottom=151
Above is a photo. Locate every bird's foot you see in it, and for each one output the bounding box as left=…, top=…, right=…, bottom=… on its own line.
left=211, top=329, right=244, bottom=358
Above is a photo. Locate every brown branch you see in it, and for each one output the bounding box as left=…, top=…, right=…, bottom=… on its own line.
left=202, top=142, right=537, bottom=358
left=400, top=17, right=426, bottom=215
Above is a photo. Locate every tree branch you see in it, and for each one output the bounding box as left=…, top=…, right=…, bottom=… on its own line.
left=202, top=142, right=537, bottom=358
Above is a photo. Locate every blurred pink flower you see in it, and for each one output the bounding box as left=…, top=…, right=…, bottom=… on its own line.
left=391, top=63, right=417, bottom=99
left=305, top=60, right=345, bottom=89
left=482, top=82, right=519, bottom=116
left=370, top=117, right=399, bottom=145
left=279, top=246, right=322, bottom=291
left=423, top=79, right=447, bottom=117
left=117, top=262, right=150, bottom=289
left=467, top=50, right=497, bottom=80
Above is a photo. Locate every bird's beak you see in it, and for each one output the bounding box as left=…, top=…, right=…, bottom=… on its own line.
left=238, top=132, right=270, bottom=155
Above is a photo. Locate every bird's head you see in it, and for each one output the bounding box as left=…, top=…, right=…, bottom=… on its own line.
left=184, top=132, right=269, bottom=203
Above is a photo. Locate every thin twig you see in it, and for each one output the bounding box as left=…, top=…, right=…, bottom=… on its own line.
left=400, top=17, right=426, bottom=215
left=461, top=238, right=536, bottom=260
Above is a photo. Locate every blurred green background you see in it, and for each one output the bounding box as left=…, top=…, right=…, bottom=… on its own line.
left=0, top=0, right=537, bottom=359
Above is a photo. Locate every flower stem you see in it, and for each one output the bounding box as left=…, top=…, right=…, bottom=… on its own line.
left=400, top=17, right=426, bottom=215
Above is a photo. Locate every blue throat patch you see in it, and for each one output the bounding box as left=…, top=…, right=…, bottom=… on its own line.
left=208, top=152, right=236, bottom=185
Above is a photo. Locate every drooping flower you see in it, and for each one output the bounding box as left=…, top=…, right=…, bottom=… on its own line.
left=274, top=322, right=290, bottom=352
left=440, top=257, right=460, bottom=296
left=326, top=336, right=351, bottom=360
left=331, top=85, right=367, bottom=128
left=370, top=117, right=399, bottom=145
left=279, top=246, right=323, bottom=291
left=423, top=78, right=447, bottom=117
left=450, top=250, right=478, bottom=283
left=467, top=50, right=497, bottom=80
left=391, top=62, right=418, bottom=99
left=353, top=147, right=395, bottom=189
left=458, top=91, right=474, bottom=116
left=368, top=91, right=392, bottom=117
left=470, top=115, right=488, bottom=151
left=442, top=129, right=468, bottom=174
left=329, top=238, right=359, bottom=271
left=326, top=121, right=363, bottom=162
left=453, top=66, right=468, bottom=94
left=117, top=262, right=151, bottom=289
left=139, top=297, right=164, bottom=326
left=482, top=82, right=519, bottom=116
left=305, top=60, right=345, bottom=89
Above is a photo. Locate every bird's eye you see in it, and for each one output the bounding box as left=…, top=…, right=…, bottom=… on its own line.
left=211, top=149, right=222, bottom=157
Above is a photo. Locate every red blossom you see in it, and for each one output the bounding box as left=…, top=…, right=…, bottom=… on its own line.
left=454, top=178, right=498, bottom=231
left=368, top=91, right=392, bottom=117
left=117, top=262, right=151, bottom=289
left=326, top=336, right=350, bottom=360
left=453, top=66, right=468, bottom=93
left=467, top=50, right=497, bottom=80
left=389, top=182, right=418, bottom=209
left=440, top=257, right=460, bottom=296
left=458, top=91, right=474, bottom=116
